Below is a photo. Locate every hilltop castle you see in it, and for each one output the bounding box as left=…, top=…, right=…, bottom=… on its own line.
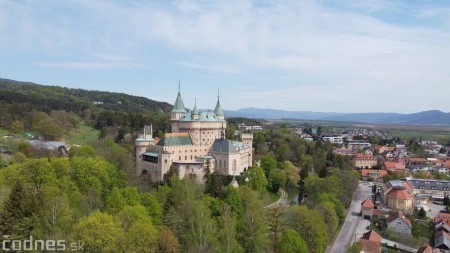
left=135, top=88, right=253, bottom=183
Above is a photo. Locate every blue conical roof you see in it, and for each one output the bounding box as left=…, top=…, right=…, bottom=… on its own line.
left=192, top=100, right=199, bottom=115
left=214, top=98, right=224, bottom=116
left=172, top=91, right=186, bottom=113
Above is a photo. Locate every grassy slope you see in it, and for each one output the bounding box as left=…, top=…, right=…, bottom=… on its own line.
left=0, top=128, right=9, bottom=137
left=64, top=124, right=99, bottom=145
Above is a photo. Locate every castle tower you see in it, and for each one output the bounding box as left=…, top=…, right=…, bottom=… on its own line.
left=171, top=84, right=186, bottom=121
left=214, top=90, right=225, bottom=121
left=135, top=125, right=154, bottom=176
left=192, top=99, right=199, bottom=120
left=241, top=133, right=253, bottom=167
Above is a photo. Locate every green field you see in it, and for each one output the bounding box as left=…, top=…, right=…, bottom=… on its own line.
left=388, top=129, right=450, bottom=143
left=64, top=124, right=100, bottom=145
left=0, top=128, right=9, bottom=137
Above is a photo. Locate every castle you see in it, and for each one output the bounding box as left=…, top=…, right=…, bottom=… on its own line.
left=135, top=87, right=253, bottom=183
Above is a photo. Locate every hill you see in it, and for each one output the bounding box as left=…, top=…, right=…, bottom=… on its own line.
left=225, top=108, right=450, bottom=126
left=0, top=78, right=172, bottom=113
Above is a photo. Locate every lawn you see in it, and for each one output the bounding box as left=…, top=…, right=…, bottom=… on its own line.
left=0, top=128, right=9, bottom=137
left=64, top=124, right=100, bottom=145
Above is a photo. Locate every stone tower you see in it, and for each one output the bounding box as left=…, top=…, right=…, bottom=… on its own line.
left=241, top=133, right=253, bottom=167
left=135, top=125, right=154, bottom=176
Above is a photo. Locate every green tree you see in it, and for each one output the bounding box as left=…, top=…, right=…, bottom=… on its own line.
left=0, top=180, right=34, bottom=240
left=73, top=211, right=124, bottom=253
left=276, top=144, right=291, bottom=162
left=260, top=155, right=277, bottom=177
left=285, top=205, right=328, bottom=253
left=317, top=201, right=339, bottom=240
left=246, top=166, right=268, bottom=194
left=279, top=161, right=300, bottom=187
left=278, top=229, right=308, bottom=253
left=238, top=187, right=269, bottom=252
left=217, top=208, right=243, bottom=253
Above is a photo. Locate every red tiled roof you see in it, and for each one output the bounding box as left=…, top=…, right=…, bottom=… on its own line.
left=417, top=245, right=441, bottom=253
left=361, top=169, right=388, bottom=177
left=362, top=230, right=382, bottom=243
left=362, top=199, right=375, bottom=209
left=373, top=209, right=385, bottom=216
left=387, top=188, right=413, bottom=200
left=360, top=239, right=381, bottom=253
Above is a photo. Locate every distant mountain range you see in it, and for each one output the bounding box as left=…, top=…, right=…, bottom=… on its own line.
left=225, top=107, right=450, bottom=125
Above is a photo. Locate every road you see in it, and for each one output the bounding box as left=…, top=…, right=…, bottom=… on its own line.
left=328, top=181, right=372, bottom=253
left=265, top=188, right=288, bottom=209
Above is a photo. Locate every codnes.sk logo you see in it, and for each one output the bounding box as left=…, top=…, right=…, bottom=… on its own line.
left=2, top=235, right=84, bottom=251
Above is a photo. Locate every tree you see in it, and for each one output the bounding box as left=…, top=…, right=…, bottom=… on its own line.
left=0, top=180, right=34, bottom=240
left=276, top=144, right=291, bottom=162
left=285, top=205, right=328, bottom=253
left=246, top=166, right=268, bottom=194
left=157, top=226, right=180, bottom=253
left=238, top=187, right=269, bottom=252
left=317, top=201, right=339, bottom=240
left=260, top=155, right=277, bottom=177
left=418, top=207, right=427, bottom=218
left=267, top=206, right=284, bottom=252
left=278, top=229, right=308, bottom=253
left=217, top=208, right=243, bottom=253
left=279, top=161, right=300, bottom=187
left=73, top=211, right=124, bottom=253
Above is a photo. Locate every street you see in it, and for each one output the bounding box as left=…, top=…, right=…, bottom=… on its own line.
left=328, top=181, right=372, bottom=253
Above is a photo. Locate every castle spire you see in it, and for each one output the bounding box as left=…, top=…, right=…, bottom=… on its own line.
left=172, top=82, right=186, bottom=113
left=192, top=98, right=199, bottom=115
left=214, top=88, right=224, bottom=117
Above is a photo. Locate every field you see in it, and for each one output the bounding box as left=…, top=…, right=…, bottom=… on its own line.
left=64, top=124, right=99, bottom=145
left=0, top=128, right=9, bottom=137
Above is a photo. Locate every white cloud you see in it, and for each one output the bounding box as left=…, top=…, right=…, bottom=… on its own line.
left=1, top=0, right=450, bottom=112
left=36, top=61, right=150, bottom=69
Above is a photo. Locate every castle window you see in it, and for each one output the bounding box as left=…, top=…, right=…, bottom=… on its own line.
left=165, top=159, right=167, bottom=164
left=191, top=155, right=193, bottom=160
left=139, top=155, right=141, bottom=158
left=185, top=156, right=187, bottom=160
left=179, top=156, right=181, bottom=160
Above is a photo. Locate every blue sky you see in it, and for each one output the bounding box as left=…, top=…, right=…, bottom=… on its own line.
left=1, top=0, right=450, bottom=113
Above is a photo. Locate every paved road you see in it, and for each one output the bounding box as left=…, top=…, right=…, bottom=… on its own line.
left=328, top=181, right=372, bottom=253
left=265, top=188, right=288, bottom=209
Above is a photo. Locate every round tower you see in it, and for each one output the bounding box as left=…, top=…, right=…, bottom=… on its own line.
left=135, top=125, right=154, bottom=176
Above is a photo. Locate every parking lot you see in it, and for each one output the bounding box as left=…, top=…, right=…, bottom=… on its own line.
left=418, top=200, right=447, bottom=219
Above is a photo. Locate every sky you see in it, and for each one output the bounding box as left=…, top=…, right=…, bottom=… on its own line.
left=1, top=0, right=450, bottom=113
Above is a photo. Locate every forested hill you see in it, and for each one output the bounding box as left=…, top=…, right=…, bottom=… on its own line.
left=0, top=78, right=172, bottom=113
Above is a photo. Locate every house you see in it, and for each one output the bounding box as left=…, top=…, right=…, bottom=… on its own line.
left=361, top=199, right=375, bottom=219
left=364, top=148, right=374, bottom=155
left=416, top=245, right=441, bottom=253
left=322, top=135, right=344, bottom=144
left=354, top=154, right=378, bottom=169
left=407, top=179, right=450, bottom=200
left=361, top=169, right=388, bottom=181
left=360, top=230, right=382, bottom=253
left=383, top=180, right=414, bottom=211
left=333, top=148, right=356, bottom=156
left=384, top=161, right=406, bottom=172
left=435, top=230, right=450, bottom=251
left=386, top=211, right=412, bottom=235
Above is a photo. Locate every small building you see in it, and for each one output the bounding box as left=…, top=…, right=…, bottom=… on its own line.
left=383, top=180, right=414, bottom=211
left=435, top=230, right=450, bottom=251
left=361, top=169, right=388, bottom=181
left=360, top=230, right=382, bottom=253
left=361, top=199, right=375, bottom=219
left=386, top=211, right=412, bottom=235
left=353, top=154, right=378, bottom=169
